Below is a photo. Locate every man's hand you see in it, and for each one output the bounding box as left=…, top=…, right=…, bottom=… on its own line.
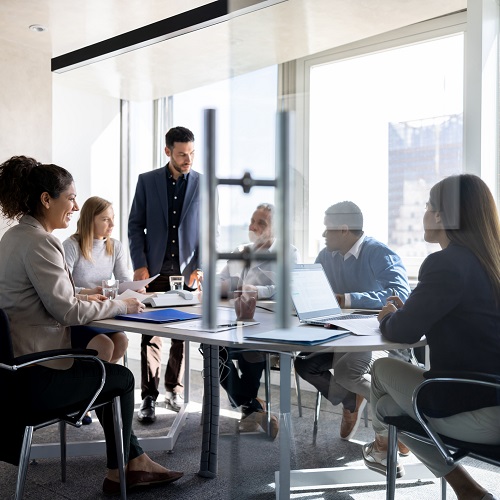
left=335, top=293, right=345, bottom=308
left=188, top=269, right=203, bottom=290
left=234, top=285, right=258, bottom=320
left=134, top=267, right=149, bottom=282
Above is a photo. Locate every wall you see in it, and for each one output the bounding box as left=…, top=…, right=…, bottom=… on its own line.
left=52, top=82, right=121, bottom=242
left=0, top=39, right=52, bottom=238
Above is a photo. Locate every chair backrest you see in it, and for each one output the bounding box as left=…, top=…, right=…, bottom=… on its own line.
left=0, top=308, right=14, bottom=364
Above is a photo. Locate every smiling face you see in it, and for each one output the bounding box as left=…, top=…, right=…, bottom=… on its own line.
left=93, top=205, right=115, bottom=240
left=40, top=182, right=79, bottom=232
left=166, top=141, right=195, bottom=178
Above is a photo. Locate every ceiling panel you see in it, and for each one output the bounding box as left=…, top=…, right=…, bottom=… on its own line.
left=0, top=0, right=466, bottom=101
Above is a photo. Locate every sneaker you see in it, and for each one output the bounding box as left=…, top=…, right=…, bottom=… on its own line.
left=165, top=392, right=184, bottom=412
left=362, top=440, right=405, bottom=478
left=340, top=394, right=367, bottom=440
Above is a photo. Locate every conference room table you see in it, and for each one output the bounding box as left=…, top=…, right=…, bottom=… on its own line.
left=31, top=302, right=429, bottom=499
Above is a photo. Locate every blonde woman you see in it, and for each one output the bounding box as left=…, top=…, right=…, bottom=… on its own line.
left=63, top=196, right=131, bottom=364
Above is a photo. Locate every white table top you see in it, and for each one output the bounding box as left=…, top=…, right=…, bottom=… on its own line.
left=90, top=303, right=425, bottom=353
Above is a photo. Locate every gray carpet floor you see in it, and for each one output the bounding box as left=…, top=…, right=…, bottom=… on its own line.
left=1, top=355, right=498, bottom=499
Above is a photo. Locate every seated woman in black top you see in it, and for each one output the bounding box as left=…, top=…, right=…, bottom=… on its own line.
left=362, top=174, right=500, bottom=500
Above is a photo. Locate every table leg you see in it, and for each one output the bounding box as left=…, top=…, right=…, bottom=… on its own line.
left=276, top=352, right=292, bottom=500
left=198, top=343, right=219, bottom=478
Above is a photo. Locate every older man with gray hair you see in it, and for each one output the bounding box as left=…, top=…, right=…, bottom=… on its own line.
left=295, top=201, right=411, bottom=441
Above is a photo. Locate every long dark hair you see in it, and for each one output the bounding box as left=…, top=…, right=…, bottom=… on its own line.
left=0, top=156, right=74, bottom=220
left=429, top=174, right=500, bottom=303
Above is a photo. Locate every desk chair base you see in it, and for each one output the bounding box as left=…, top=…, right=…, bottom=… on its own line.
left=274, top=462, right=437, bottom=499
left=16, top=396, right=126, bottom=500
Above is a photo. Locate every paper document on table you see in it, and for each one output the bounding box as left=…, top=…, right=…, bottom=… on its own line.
left=116, top=289, right=144, bottom=300
left=327, top=316, right=381, bottom=336
left=167, top=319, right=259, bottom=333
left=244, top=328, right=350, bottom=345
left=118, top=274, right=160, bottom=294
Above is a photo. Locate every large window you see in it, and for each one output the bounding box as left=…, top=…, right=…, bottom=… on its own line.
left=305, top=32, right=464, bottom=277
left=172, top=65, right=279, bottom=253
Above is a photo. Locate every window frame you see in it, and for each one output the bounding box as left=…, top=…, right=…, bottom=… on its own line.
left=292, top=11, right=470, bottom=269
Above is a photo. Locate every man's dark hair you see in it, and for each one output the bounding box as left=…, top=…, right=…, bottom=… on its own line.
left=165, top=126, right=195, bottom=150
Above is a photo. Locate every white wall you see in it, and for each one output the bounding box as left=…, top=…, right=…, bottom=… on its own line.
left=52, top=82, right=121, bottom=242
left=0, top=39, right=52, bottom=239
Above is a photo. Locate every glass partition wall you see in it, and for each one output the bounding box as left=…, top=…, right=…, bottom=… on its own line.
left=120, top=8, right=498, bottom=497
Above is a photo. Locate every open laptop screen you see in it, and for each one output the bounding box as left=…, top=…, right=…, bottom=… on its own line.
left=290, top=264, right=342, bottom=321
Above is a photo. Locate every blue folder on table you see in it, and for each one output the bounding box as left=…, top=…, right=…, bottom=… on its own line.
left=115, top=309, right=201, bottom=324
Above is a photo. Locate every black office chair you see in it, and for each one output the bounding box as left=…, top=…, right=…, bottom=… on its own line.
left=0, top=308, right=127, bottom=499
left=384, top=372, right=500, bottom=500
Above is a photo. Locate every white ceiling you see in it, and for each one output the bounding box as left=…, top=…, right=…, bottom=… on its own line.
left=0, top=0, right=466, bottom=101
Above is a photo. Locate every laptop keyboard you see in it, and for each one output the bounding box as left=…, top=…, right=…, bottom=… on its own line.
left=319, top=313, right=375, bottom=322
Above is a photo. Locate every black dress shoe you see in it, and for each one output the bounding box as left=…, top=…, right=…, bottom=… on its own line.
left=137, top=396, right=156, bottom=423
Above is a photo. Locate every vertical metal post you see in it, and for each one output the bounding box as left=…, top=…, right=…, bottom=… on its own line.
left=199, top=108, right=220, bottom=479
left=276, top=110, right=292, bottom=500
left=275, top=111, right=292, bottom=330
left=201, top=109, right=218, bottom=331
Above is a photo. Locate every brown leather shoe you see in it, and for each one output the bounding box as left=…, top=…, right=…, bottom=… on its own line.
left=397, top=440, right=410, bottom=456
left=127, top=469, right=184, bottom=488
left=255, top=397, right=279, bottom=439
left=340, top=394, right=367, bottom=440
left=102, top=469, right=183, bottom=496
left=238, top=398, right=279, bottom=439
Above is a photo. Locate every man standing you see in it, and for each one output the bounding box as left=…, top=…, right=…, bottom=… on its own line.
left=129, top=126, right=201, bottom=422
left=294, top=201, right=411, bottom=440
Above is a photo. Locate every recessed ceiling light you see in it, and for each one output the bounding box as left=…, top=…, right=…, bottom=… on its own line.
left=29, top=24, right=47, bottom=33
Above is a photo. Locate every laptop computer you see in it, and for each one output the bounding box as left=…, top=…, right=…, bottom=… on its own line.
left=290, top=264, right=376, bottom=326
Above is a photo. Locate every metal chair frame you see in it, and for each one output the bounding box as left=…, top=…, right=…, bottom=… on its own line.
left=0, top=309, right=127, bottom=499
left=385, top=374, right=500, bottom=500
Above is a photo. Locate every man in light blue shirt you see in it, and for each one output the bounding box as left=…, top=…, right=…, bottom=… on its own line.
left=295, top=201, right=411, bottom=441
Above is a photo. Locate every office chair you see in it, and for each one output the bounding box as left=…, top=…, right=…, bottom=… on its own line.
left=384, top=372, right=500, bottom=500
left=0, top=308, right=127, bottom=499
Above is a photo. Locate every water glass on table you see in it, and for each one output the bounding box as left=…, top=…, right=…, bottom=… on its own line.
left=102, top=279, right=120, bottom=299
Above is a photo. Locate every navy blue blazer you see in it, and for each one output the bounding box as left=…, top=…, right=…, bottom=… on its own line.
left=128, top=166, right=201, bottom=280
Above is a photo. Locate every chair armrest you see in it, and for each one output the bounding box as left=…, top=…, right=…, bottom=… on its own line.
left=0, top=348, right=106, bottom=427
left=424, top=370, right=500, bottom=386
left=411, top=374, right=500, bottom=465
left=11, top=348, right=98, bottom=366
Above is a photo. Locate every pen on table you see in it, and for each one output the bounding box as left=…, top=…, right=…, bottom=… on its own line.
left=217, top=322, right=238, bottom=328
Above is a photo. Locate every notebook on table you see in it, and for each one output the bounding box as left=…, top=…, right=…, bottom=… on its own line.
left=115, top=309, right=201, bottom=324
left=290, top=264, right=378, bottom=333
